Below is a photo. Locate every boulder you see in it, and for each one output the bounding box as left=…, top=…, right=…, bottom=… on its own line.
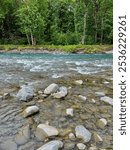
left=35, top=124, right=59, bottom=141
left=23, top=105, right=39, bottom=117
left=44, top=83, right=59, bottom=95
left=37, top=140, right=63, bottom=150
left=77, top=143, right=86, bottom=150
left=75, top=125, right=91, bottom=143
left=16, top=85, right=34, bottom=101
left=52, top=86, right=67, bottom=99
left=100, top=96, right=113, bottom=105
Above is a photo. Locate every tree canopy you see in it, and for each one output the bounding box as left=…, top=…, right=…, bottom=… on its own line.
left=0, top=0, right=113, bottom=45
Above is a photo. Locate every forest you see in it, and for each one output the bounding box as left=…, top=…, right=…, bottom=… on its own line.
left=0, top=0, right=113, bottom=46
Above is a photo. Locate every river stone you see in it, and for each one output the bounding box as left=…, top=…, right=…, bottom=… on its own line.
left=75, top=80, right=83, bottom=85
left=52, top=86, right=67, bottom=99
left=35, top=124, right=59, bottom=141
left=16, top=85, right=34, bottom=101
left=15, top=125, right=30, bottom=145
left=93, top=132, right=103, bottom=143
left=78, top=95, right=87, bottom=101
left=100, top=96, right=113, bottom=105
left=37, top=140, right=63, bottom=150
left=75, top=125, right=92, bottom=143
left=44, top=83, right=59, bottom=95
left=64, top=142, right=75, bottom=150
left=95, top=92, right=105, bottom=97
left=96, top=118, right=107, bottom=129
left=0, top=139, right=17, bottom=150
left=23, top=105, right=39, bottom=117
left=69, top=133, right=75, bottom=140
left=88, top=146, right=98, bottom=150
left=77, top=143, right=86, bottom=150
left=66, top=108, right=74, bottom=117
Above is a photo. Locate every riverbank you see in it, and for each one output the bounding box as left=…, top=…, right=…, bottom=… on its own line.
left=0, top=71, right=113, bottom=150
left=0, top=45, right=113, bottom=54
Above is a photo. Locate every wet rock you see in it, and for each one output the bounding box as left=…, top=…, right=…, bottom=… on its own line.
left=69, top=133, right=75, bottom=141
left=15, top=125, right=30, bottom=145
left=23, top=105, right=39, bottom=117
left=88, top=146, right=98, bottom=150
left=96, top=118, right=107, bottom=129
left=93, top=132, right=103, bottom=143
left=100, top=96, right=113, bottom=105
left=35, top=124, right=59, bottom=141
left=52, top=86, right=67, bottom=99
left=64, top=142, right=75, bottom=150
left=44, top=83, right=59, bottom=95
left=16, top=85, right=34, bottom=101
left=78, top=95, right=87, bottom=101
left=37, top=140, right=63, bottom=150
left=75, top=125, right=92, bottom=143
left=77, top=143, right=86, bottom=150
left=75, top=80, right=83, bottom=85
left=66, top=108, right=74, bottom=117
left=0, top=139, right=17, bottom=150
left=95, top=92, right=105, bottom=97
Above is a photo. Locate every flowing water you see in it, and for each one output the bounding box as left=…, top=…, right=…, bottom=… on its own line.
left=0, top=53, right=112, bottom=89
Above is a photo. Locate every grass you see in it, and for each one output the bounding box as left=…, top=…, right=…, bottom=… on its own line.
left=0, top=44, right=113, bottom=53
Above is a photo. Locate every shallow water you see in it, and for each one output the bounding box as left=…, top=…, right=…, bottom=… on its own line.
left=0, top=53, right=112, bottom=89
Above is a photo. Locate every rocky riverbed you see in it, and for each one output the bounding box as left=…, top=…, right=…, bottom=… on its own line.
left=0, top=70, right=113, bottom=150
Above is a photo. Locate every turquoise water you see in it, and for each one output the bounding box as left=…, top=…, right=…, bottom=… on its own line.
left=0, top=53, right=112, bottom=87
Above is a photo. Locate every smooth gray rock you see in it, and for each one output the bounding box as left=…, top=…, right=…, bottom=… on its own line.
left=15, top=125, right=30, bottom=145
left=77, top=143, right=86, bottom=150
left=95, top=92, right=105, bottom=97
left=66, top=108, right=74, bottom=117
left=100, top=96, right=113, bottom=105
left=16, top=85, right=34, bottom=101
left=23, top=105, right=39, bottom=117
left=35, top=124, right=59, bottom=141
left=52, top=86, right=67, bottom=99
left=37, top=140, right=63, bottom=150
left=96, top=118, right=107, bottom=129
left=44, top=83, right=59, bottom=95
left=0, top=139, right=17, bottom=150
left=75, top=80, right=83, bottom=85
left=75, top=125, right=91, bottom=143
left=78, top=95, right=87, bottom=101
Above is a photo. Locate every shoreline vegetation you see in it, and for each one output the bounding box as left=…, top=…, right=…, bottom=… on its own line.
left=0, top=44, right=113, bottom=54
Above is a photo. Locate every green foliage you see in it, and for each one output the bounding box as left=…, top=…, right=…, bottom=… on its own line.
left=0, top=0, right=113, bottom=45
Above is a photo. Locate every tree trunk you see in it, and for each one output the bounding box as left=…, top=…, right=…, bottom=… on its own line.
left=74, top=7, right=78, bottom=43
left=26, top=34, right=31, bottom=45
left=81, top=10, right=87, bottom=45
left=30, top=30, right=36, bottom=45
left=100, top=18, right=103, bottom=45
left=94, top=13, right=98, bottom=43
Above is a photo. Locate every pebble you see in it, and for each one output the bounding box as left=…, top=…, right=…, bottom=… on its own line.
left=77, top=143, right=86, bottom=150
left=93, top=132, right=103, bottom=143
left=75, top=80, right=83, bottom=85
left=95, top=92, right=105, bottom=97
left=88, top=146, right=98, bottom=150
left=37, top=140, right=63, bottom=150
left=64, top=142, right=75, bottom=150
left=23, top=105, right=39, bottom=117
left=100, top=96, right=113, bottom=105
left=96, top=118, right=107, bottom=129
left=75, top=125, right=92, bottom=143
left=69, top=133, right=75, bottom=140
left=78, top=95, right=87, bottom=101
left=0, top=95, right=3, bottom=100
left=44, top=83, right=59, bottom=95
left=66, top=108, right=74, bottom=117
left=52, top=86, right=67, bottom=99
